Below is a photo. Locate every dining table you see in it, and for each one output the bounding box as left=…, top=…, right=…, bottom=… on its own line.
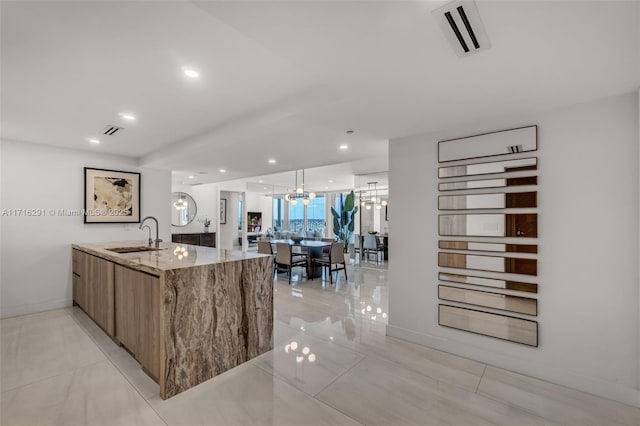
left=270, top=239, right=332, bottom=279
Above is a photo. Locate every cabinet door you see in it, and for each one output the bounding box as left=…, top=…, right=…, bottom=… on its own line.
left=114, top=265, right=161, bottom=381
left=115, top=266, right=137, bottom=354
left=72, top=249, right=90, bottom=313
left=181, top=234, right=199, bottom=245
left=87, top=255, right=115, bottom=336
left=200, top=233, right=215, bottom=247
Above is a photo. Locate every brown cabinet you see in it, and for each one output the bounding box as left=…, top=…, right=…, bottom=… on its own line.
left=114, top=265, right=161, bottom=381
left=72, top=249, right=160, bottom=381
left=72, top=249, right=115, bottom=337
left=72, top=249, right=89, bottom=312
left=172, top=232, right=216, bottom=247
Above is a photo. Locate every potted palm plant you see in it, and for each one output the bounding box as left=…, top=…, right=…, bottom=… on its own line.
left=331, top=191, right=358, bottom=258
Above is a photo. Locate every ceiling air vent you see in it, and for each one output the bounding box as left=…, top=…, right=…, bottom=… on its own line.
left=101, top=125, right=124, bottom=136
left=432, top=0, right=490, bottom=58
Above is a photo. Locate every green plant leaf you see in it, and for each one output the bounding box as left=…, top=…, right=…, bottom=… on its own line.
left=330, top=207, right=339, bottom=220
left=344, top=191, right=354, bottom=212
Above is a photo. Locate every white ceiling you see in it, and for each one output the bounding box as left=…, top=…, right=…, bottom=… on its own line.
left=174, top=157, right=389, bottom=194
left=2, top=1, right=638, bottom=185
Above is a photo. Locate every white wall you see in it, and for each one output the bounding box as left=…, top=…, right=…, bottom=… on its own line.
left=218, top=191, right=242, bottom=250
left=0, top=140, right=171, bottom=318
left=388, top=92, right=639, bottom=406
left=245, top=191, right=273, bottom=232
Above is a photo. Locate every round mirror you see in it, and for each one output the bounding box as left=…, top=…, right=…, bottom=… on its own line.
left=171, top=192, right=197, bottom=226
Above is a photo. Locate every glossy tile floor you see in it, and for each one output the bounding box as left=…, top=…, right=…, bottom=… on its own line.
left=2, top=261, right=639, bottom=425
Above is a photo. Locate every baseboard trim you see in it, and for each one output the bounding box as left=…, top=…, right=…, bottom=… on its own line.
left=386, top=324, right=640, bottom=408
left=0, top=299, right=72, bottom=319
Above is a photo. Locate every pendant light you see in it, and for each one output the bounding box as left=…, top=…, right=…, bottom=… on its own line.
left=173, top=192, right=188, bottom=210
left=284, top=169, right=316, bottom=205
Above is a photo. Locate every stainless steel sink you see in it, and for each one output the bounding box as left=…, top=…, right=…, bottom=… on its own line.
left=106, top=246, right=163, bottom=254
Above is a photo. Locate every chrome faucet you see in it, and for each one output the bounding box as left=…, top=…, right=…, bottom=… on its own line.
left=140, top=216, right=162, bottom=248
left=141, top=225, right=153, bottom=247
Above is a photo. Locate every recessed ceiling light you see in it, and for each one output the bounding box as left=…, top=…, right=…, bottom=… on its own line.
left=268, top=159, right=276, bottom=164
left=339, top=144, right=349, bottom=150
left=182, top=67, right=199, bottom=78
left=346, top=130, right=354, bottom=135
left=329, top=180, right=334, bottom=183
left=258, top=180, right=264, bottom=183
left=118, top=112, right=136, bottom=121
left=188, top=175, right=195, bottom=179
left=219, top=169, right=226, bottom=173
left=86, top=138, right=100, bottom=144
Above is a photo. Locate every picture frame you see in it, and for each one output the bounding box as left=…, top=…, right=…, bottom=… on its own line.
left=220, top=198, right=227, bottom=224
left=84, top=167, right=140, bottom=223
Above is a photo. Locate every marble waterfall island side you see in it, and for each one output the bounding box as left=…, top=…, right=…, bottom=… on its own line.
left=71, top=242, right=273, bottom=399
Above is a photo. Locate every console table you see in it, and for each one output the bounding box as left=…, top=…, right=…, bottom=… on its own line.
left=171, top=232, right=216, bottom=247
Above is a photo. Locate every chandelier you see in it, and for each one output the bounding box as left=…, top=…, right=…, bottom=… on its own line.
left=173, top=192, right=188, bottom=210
left=284, top=169, right=316, bottom=206
left=360, top=182, right=388, bottom=210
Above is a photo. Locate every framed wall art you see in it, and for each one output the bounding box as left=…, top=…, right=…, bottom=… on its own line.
left=84, top=167, right=140, bottom=223
left=220, top=198, right=227, bottom=224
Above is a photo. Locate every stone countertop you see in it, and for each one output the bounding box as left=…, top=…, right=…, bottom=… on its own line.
left=72, top=241, right=269, bottom=275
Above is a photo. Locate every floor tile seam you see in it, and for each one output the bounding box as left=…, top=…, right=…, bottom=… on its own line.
left=310, top=359, right=371, bottom=426
left=277, top=294, right=388, bottom=311
left=379, top=334, right=489, bottom=376
left=282, top=298, right=389, bottom=328
left=0, top=308, right=74, bottom=326
left=86, top=352, right=169, bottom=426
left=67, top=309, right=102, bottom=339
left=310, top=353, right=369, bottom=399
left=249, top=358, right=330, bottom=399
left=68, top=310, right=168, bottom=421
left=278, top=320, right=377, bottom=358
left=474, top=386, right=562, bottom=423
left=310, top=395, right=366, bottom=426
left=140, top=396, right=170, bottom=426
left=431, top=383, right=564, bottom=426
left=475, top=364, right=487, bottom=393
left=245, top=359, right=364, bottom=425
left=350, top=344, right=488, bottom=394
left=0, top=358, right=109, bottom=395
left=477, top=386, right=640, bottom=426
left=312, top=353, right=556, bottom=426
left=298, top=330, right=374, bottom=358
left=278, top=303, right=349, bottom=323
left=68, top=310, right=122, bottom=358
left=102, top=349, right=162, bottom=403
left=277, top=320, right=308, bottom=334
left=481, top=367, right=640, bottom=413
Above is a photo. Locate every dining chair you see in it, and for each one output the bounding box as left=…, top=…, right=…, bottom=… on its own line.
left=312, top=241, right=347, bottom=285
left=362, top=234, right=384, bottom=264
left=274, top=242, right=308, bottom=284
left=321, top=237, right=334, bottom=255
left=257, top=241, right=276, bottom=275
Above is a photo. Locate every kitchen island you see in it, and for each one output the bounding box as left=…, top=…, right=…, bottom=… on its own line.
left=71, top=241, right=273, bottom=399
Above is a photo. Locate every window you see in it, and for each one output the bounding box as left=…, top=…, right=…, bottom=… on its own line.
left=306, top=195, right=325, bottom=232
left=273, top=197, right=284, bottom=230
left=273, top=193, right=327, bottom=233
left=288, top=201, right=304, bottom=233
